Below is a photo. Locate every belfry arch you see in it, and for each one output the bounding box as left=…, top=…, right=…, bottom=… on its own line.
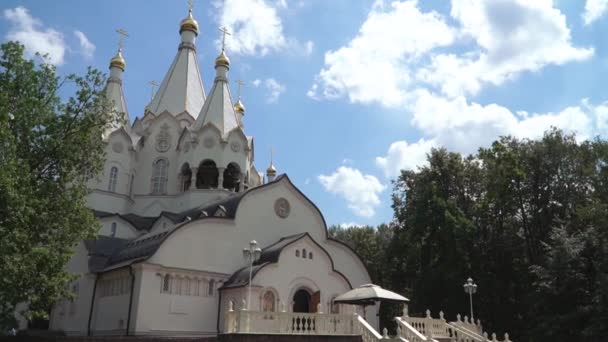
left=197, top=160, right=219, bottom=189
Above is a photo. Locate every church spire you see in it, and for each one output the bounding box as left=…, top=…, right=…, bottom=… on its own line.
left=104, top=29, right=130, bottom=137
left=194, top=27, right=241, bottom=134
left=145, top=1, right=206, bottom=118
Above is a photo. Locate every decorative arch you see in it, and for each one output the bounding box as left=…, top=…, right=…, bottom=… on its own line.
left=260, top=287, right=279, bottom=312
left=180, top=163, right=192, bottom=192
left=223, top=162, right=241, bottom=191
left=197, top=159, right=219, bottom=189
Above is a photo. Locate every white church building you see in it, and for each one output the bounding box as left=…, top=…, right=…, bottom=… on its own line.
left=48, top=6, right=375, bottom=337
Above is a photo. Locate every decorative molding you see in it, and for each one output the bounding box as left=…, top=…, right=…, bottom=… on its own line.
left=274, top=198, right=290, bottom=218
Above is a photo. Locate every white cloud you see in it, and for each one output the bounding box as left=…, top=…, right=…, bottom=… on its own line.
left=310, top=0, right=593, bottom=104
left=253, top=78, right=286, bottom=103
left=3, top=6, right=66, bottom=65
left=74, top=30, right=95, bottom=60
left=422, top=0, right=594, bottom=97
left=375, top=138, right=437, bottom=177
left=583, top=0, right=608, bottom=25
left=339, top=222, right=366, bottom=229
left=375, top=92, right=608, bottom=178
left=318, top=166, right=386, bottom=218
left=308, top=0, right=455, bottom=107
left=252, top=79, right=262, bottom=87
left=215, top=0, right=310, bottom=56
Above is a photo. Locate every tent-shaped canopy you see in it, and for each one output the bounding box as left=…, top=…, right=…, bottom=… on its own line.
left=334, top=284, right=409, bottom=306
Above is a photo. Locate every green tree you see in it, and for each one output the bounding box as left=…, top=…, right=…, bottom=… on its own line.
left=0, top=42, right=112, bottom=329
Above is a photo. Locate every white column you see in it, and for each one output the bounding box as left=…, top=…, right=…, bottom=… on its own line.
left=217, top=167, right=225, bottom=189
left=190, top=167, right=198, bottom=189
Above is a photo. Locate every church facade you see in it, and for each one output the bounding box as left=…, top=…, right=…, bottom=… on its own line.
left=48, top=7, right=373, bottom=337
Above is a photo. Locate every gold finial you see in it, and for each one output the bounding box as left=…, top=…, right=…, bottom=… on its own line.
left=267, top=147, right=276, bottom=175
left=180, top=0, right=199, bottom=35
left=110, top=29, right=128, bottom=71
left=234, top=80, right=246, bottom=114
left=219, top=26, right=231, bottom=51
left=148, top=80, right=159, bottom=101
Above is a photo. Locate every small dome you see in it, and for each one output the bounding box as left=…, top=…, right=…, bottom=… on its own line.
left=180, top=11, right=199, bottom=36
left=109, top=50, right=126, bottom=71
left=267, top=164, right=277, bottom=175
left=215, top=50, right=230, bottom=68
left=234, top=99, right=245, bottom=114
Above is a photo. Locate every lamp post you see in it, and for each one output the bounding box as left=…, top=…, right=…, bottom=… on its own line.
left=463, top=277, right=477, bottom=320
left=243, top=240, right=262, bottom=310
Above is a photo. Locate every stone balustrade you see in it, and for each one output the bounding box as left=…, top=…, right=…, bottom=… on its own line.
left=223, top=302, right=400, bottom=342
left=395, top=308, right=512, bottom=342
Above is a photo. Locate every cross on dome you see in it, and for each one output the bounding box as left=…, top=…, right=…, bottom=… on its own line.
left=116, top=28, right=129, bottom=50
left=148, top=80, right=159, bottom=101
left=219, top=26, right=231, bottom=51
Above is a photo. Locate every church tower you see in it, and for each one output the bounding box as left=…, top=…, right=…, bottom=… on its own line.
left=87, top=4, right=262, bottom=218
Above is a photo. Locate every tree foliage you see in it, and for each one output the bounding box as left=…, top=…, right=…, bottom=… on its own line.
left=331, top=130, right=608, bottom=341
left=0, top=42, right=112, bottom=328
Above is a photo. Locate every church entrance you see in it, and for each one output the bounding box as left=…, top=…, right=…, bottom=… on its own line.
left=292, top=289, right=320, bottom=313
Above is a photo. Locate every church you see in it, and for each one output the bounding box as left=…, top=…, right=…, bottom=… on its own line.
left=48, top=5, right=374, bottom=337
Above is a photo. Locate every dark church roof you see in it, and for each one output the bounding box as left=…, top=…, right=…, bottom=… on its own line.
left=222, top=233, right=309, bottom=289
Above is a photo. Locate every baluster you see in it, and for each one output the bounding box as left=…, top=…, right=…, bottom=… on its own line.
left=504, top=333, right=511, bottom=342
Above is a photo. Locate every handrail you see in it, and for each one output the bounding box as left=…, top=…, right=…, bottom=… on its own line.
left=357, top=315, right=383, bottom=341
left=447, top=323, right=484, bottom=342
left=395, top=317, right=428, bottom=342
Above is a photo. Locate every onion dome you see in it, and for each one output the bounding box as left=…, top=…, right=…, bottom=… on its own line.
left=266, top=163, right=277, bottom=176
left=180, top=10, right=199, bottom=36
left=109, top=49, right=126, bottom=71
left=234, top=99, right=245, bottom=114
left=215, top=50, right=230, bottom=68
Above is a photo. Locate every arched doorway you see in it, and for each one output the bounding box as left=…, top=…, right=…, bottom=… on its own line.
left=292, top=289, right=311, bottom=313
left=223, top=162, right=241, bottom=191
left=197, top=160, right=218, bottom=189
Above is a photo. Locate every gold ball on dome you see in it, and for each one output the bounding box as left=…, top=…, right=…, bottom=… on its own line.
left=234, top=99, right=245, bottom=114
left=267, top=164, right=277, bottom=175
left=215, top=50, right=231, bottom=68
left=180, top=12, right=199, bottom=36
left=109, top=51, right=126, bottom=71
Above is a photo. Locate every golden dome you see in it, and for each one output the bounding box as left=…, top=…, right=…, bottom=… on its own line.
left=180, top=11, right=199, bottom=36
left=215, top=50, right=231, bottom=68
left=234, top=99, right=245, bottom=114
left=109, top=50, right=126, bottom=71
left=267, top=164, right=277, bottom=175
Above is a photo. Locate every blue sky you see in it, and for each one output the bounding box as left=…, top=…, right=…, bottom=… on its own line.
left=2, top=0, right=608, bottom=227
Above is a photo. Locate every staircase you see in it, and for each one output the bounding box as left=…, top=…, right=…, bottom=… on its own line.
left=394, top=308, right=512, bottom=342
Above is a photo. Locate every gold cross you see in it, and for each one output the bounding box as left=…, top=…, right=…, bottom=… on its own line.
left=235, top=80, right=245, bottom=99
left=270, top=147, right=275, bottom=165
left=218, top=26, right=231, bottom=51
left=116, top=28, right=129, bottom=50
left=148, top=80, right=159, bottom=100
left=188, top=0, right=194, bottom=12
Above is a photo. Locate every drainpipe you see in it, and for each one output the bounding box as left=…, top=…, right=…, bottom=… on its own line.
left=87, top=274, right=99, bottom=337
left=216, top=288, right=223, bottom=334
left=125, top=265, right=135, bottom=336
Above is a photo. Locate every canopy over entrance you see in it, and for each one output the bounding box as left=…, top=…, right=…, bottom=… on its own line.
left=334, top=284, right=409, bottom=306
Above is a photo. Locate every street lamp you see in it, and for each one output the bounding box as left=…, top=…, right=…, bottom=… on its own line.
left=463, top=277, right=477, bottom=320
left=243, top=240, right=262, bottom=310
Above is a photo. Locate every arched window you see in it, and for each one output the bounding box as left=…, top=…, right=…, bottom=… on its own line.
left=208, top=279, right=215, bottom=296
left=309, top=252, right=313, bottom=260
left=295, top=250, right=300, bottom=257
left=162, top=274, right=171, bottom=293
left=110, top=222, right=117, bottom=237
left=180, top=163, right=192, bottom=192
left=302, top=248, right=307, bottom=259
left=263, top=291, right=276, bottom=312
left=108, top=166, right=118, bottom=192
left=197, top=160, right=218, bottom=189
left=223, top=162, right=242, bottom=191
left=151, top=159, right=168, bottom=194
